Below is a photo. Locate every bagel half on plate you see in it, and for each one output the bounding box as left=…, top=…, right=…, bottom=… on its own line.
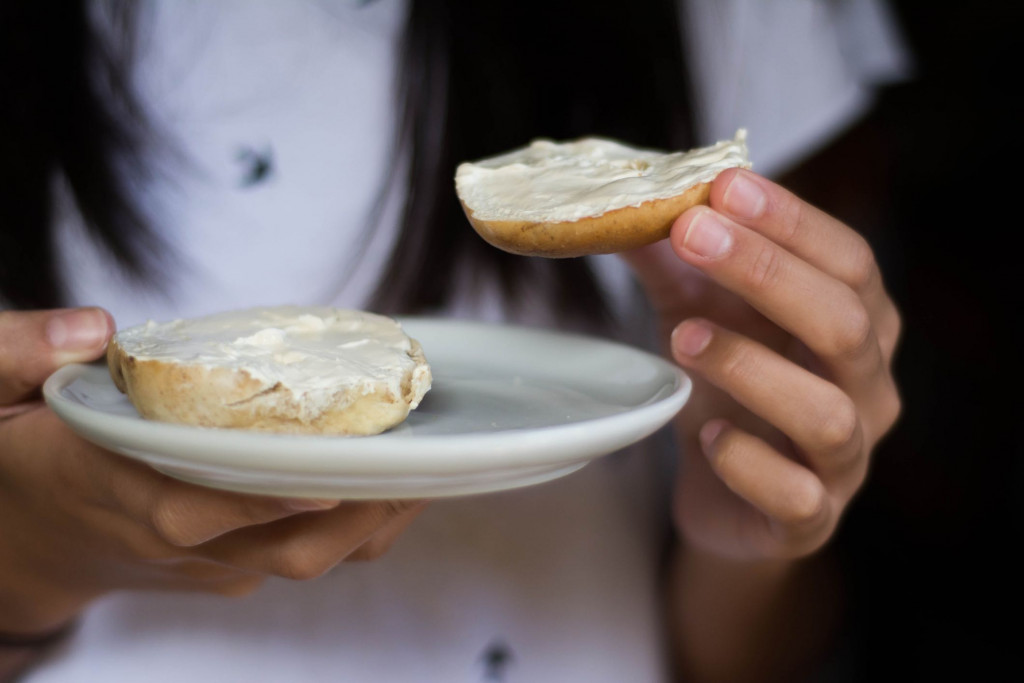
left=107, top=306, right=432, bottom=435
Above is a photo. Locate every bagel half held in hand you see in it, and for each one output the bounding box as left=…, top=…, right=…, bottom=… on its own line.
left=455, top=129, right=751, bottom=258
left=108, top=306, right=432, bottom=435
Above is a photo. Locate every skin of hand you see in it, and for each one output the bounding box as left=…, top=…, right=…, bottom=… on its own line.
left=0, top=308, right=425, bottom=637
left=623, top=168, right=902, bottom=680
left=625, top=167, right=901, bottom=560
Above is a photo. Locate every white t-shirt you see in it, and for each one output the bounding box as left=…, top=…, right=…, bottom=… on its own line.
left=29, top=1, right=908, bottom=681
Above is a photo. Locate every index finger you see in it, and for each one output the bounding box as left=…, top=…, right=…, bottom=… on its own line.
left=711, top=169, right=901, bottom=361
left=710, top=169, right=886, bottom=302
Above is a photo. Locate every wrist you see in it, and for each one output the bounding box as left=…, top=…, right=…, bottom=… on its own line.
left=0, top=566, right=95, bottom=636
left=672, top=541, right=804, bottom=611
left=0, top=622, right=77, bottom=683
left=0, top=589, right=90, bottom=637
left=0, top=529, right=98, bottom=636
left=0, top=573, right=89, bottom=683
left=669, top=541, right=844, bottom=683
left=0, top=621, right=77, bottom=647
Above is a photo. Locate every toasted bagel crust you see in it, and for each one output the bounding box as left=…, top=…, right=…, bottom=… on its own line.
left=460, top=182, right=711, bottom=258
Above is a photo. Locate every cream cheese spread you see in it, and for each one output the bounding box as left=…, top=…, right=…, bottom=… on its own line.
left=114, top=306, right=431, bottom=412
left=455, top=129, right=751, bottom=223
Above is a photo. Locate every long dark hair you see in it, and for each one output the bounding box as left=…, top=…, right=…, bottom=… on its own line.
left=0, top=0, right=693, bottom=320
left=0, top=1, right=164, bottom=310
left=371, top=0, right=695, bottom=323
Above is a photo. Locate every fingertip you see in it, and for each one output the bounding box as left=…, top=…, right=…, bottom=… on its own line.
left=47, top=307, right=115, bottom=362
left=100, top=307, right=116, bottom=339
left=668, top=205, right=703, bottom=254
left=715, top=168, right=768, bottom=221
left=671, top=318, right=714, bottom=359
left=708, top=167, right=739, bottom=209
left=671, top=207, right=734, bottom=261
left=699, top=418, right=729, bottom=452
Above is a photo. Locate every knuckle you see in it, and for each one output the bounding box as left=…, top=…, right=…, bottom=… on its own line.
left=775, top=194, right=805, bottom=244
left=883, top=387, right=903, bottom=431
left=783, top=475, right=828, bottom=526
left=149, top=495, right=203, bottom=547
left=746, top=242, right=784, bottom=293
left=846, top=236, right=878, bottom=293
left=872, top=382, right=903, bottom=440
left=879, top=304, right=903, bottom=359
left=825, top=299, right=874, bottom=360
left=890, top=304, right=903, bottom=343
left=271, top=545, right=335, bottom=581
left=717, top=341, right=759, bottom=388
left=815, top=391, right=861, bottom=455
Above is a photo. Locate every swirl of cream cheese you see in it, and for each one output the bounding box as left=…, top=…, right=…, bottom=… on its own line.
left=455, top=129, right=750, bottom=223
left=113, top=307, right=431, bottom=411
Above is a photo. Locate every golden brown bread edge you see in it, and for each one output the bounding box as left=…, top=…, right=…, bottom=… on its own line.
left=107, top=338, right=430, bottom=435
left=460, top=181, right=711, bottom=258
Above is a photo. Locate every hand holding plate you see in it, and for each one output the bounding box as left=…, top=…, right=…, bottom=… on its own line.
left=0, top=308, right=424, bottom=635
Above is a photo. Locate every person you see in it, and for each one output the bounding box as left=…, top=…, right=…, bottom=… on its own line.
left=0, top=1, right=908, bottom=680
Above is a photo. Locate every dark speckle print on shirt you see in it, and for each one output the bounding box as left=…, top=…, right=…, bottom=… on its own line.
left=479, top=639, right=515, bottom=681
left=236, top=145, right=275, bottom=187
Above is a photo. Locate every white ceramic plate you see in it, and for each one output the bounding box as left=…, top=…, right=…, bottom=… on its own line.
left=43, top=318, right=690, bottom=499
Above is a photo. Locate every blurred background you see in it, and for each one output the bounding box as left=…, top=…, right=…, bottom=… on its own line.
left=808, top=2, right=1021, bottom=678
left=4, top=2, right=1017, bottom=679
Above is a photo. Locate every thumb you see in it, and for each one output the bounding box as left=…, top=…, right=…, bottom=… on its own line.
left=0, top=307, right=114, bottom=405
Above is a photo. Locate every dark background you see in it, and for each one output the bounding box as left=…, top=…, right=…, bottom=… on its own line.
left=811, top=2, right=1020, bottom=678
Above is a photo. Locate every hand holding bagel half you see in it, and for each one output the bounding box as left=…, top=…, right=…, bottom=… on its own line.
left=458, top=127, right=900, bottom=566
left=455, top=130, right=750, bottom=257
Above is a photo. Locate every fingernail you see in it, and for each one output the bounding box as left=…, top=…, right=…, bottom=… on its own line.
left=699, top=420, right=727, bottom=450
left=284, top=498, right=338, bottom=512
left=672, top=320, right=713, bottom=357
left=722, top=171, right=766, bottom=220
left=46, top=309, right=110, bottom=351
left=683, top=210, right=732, bottom=259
